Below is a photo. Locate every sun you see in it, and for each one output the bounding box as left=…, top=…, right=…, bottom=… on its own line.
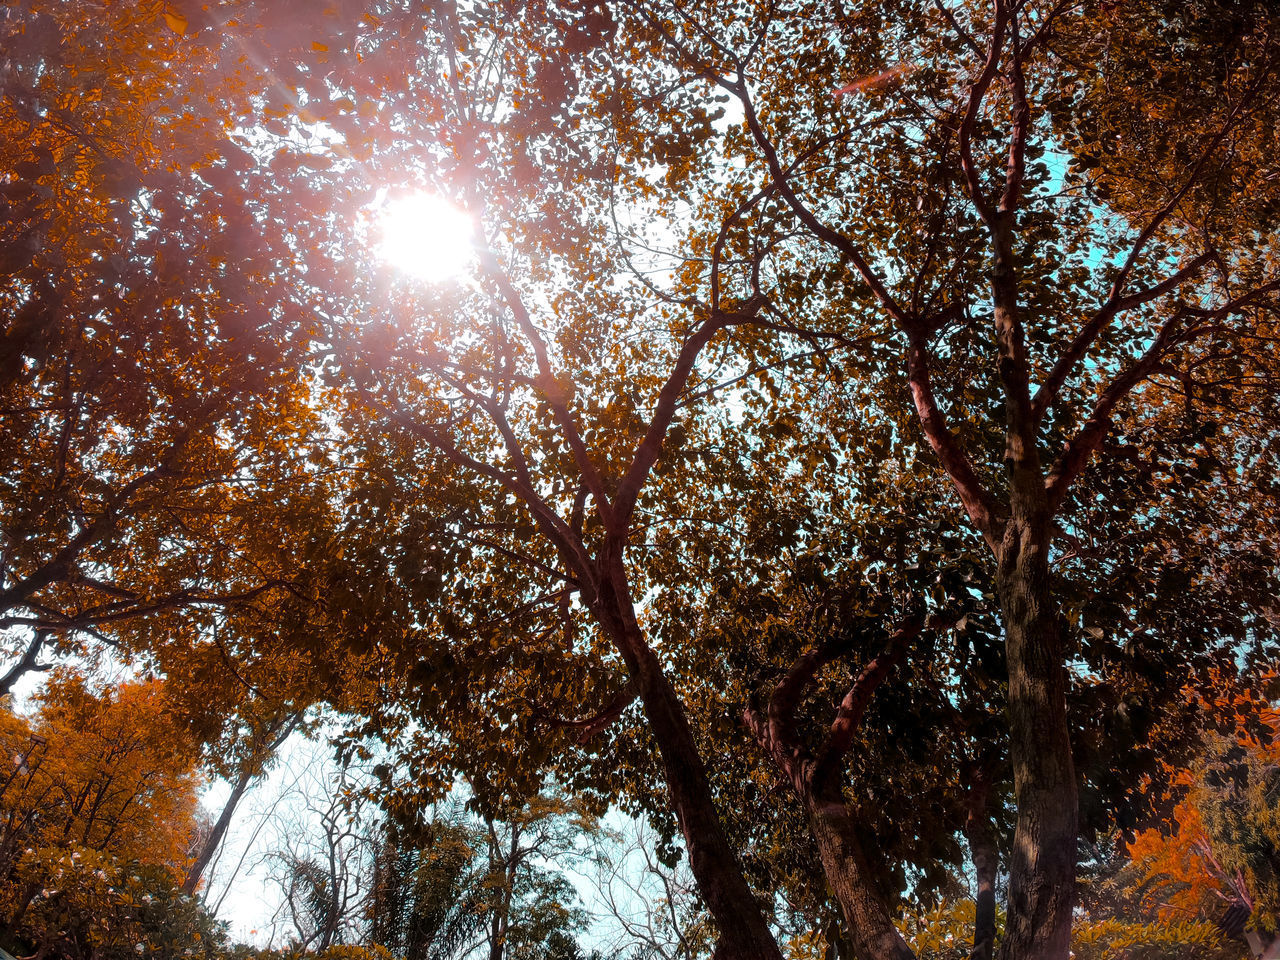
left=378, top=192, right=476, bottom=283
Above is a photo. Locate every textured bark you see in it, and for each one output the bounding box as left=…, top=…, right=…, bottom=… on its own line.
left=994, top=520, right=1077, bottom=960
left=806, top=789, right=917, bottom=960
left=983, top=120, right=1078, bottom=953
left=965, top=768, right=998, bottom=960
left=743, top=621, right=923, bottom=960
left=596, top=551, right=783, bottom=960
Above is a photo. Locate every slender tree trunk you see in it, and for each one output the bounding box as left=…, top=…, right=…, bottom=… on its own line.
left=965, top=767, right=998, bottom=960
left=183, top=766, right=252, bottom=895
left=805, top=788, right=916, bottom=960
left=993, top=519, right=1077, bottom=960
left=485, top=816, right=515, bottom=960
left=488, top=912, right=506, bottom=960
left=595, top=551, right=783, bottom=960
left=183, top=714, right=298, bottom=896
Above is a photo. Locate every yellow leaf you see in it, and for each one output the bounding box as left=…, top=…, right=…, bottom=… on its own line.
left=311, top=41, right=329, bottom=52
left=164, top=11, right=188, bottom=34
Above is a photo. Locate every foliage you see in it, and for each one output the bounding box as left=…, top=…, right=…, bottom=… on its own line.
left=897, top=900, right=991, bottom=960
left=368, top=815, right=488, bottom=960
left=370, top=786, right=598, bottom=960
left=0, top=674, right=202, bottom=874
left=0, top=673, right=215, bottom=957
left=1112, top=722, right=1280, bottom=935
left=894, top=901, right=1243, bottom=960
left=14, top=849, right=228, bottom=960
left=2, top=2, right=1279, bottom=960
left=226, top=947, right=395, bottom=960
left=1193, top=734, right=1280, bottom=931
left=0, top=0, right=346, bottom=765
left=1119, top=795, right=1234, bottom=923
left=1069, top=919, right=1239, bottom=960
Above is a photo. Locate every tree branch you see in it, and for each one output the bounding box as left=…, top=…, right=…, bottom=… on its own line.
left=0, top=463, right=176, bottom=614
left=997, top=9, right=1029, bottom=217
left=545, top=680, right=639, bottom=743
left=811, top=614, right=923, bottom=792
left=956, top=1, right=1008, bottom=228
left=613, top=304, right=758, bottom=526
left=373, top=392, right=598, bottom=588
left=906, top=331, right=1004, bottom=546
left=1032, top=254, right=1211, bottom=422
left=0, top=630, right=51, bottom=698
left=932, top=0, right=983, bottom=59
left=726, top=73, right=911, bottom=324
left=1047, top=278, right=1280, bottom=510
left=479, top=251, right=618, bottom=529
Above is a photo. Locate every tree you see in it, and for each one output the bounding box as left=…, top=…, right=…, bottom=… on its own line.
left=0, top=673, right=216, bottom=957
left=619, top=1, right=1280, bottom=956
left=263, top=764, right=377, bottom=953
left=201, top=1, right=1278, bottom=956
left=1, top=7, right=370, bottom=920
left=235, top=4, right=794, bottom=953
left=0, top=0, right=340, bottom=697
left=184, top=712, right=303, bottom=897
left=14, top=3, right=1278, bottom=960
left=1105, top=715, right=1280, bottom=949
left=370, top=785, right=599, bottom=960
left=584, top=815, right=715, bottom=960
left=368, top=811, right=487, bottom=960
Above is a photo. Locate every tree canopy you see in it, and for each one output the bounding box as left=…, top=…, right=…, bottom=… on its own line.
left=2, top=1, right=1278, bottom=959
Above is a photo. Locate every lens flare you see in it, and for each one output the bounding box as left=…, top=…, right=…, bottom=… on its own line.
left=378, top=192, right=475, bottom=283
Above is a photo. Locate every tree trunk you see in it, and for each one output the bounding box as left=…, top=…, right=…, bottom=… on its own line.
left=484, top=816, right=514, bottom=960
left=183, top=714, right=298, bottom=896
left=595, top=553, right=783, bottom=960
left=994, top=520, right=1077, bottom=960
left=183, top=766, right=252, bottom=895
left=488, top=915, right=506, bottom=960
left=805, top=788, right=916, bottom=960
left=965, top=767, right=998, bottom=960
